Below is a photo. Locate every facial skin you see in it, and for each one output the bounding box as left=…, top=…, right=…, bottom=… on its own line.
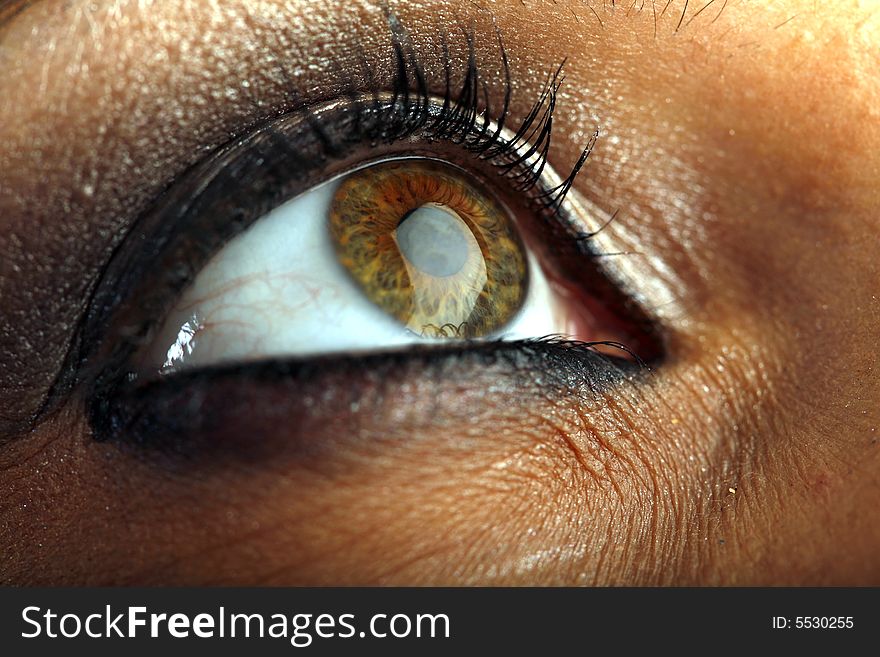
left=0, top=0, right=878, bottom=584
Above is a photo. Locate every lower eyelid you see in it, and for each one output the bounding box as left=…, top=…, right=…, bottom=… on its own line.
left=94, top=337, right=645, bottom=448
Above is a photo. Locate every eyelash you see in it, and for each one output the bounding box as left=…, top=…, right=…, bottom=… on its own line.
left=335, top=28, right=594, bottom=213
left=43, top=18, right=652, bottom=442
left=261, top=26, right=595, bottom=226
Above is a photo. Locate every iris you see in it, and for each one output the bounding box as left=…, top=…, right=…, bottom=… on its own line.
left=329, top=160, right=527, bottom=338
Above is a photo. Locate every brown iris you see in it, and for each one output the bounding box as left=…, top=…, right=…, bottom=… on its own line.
left=328, top=160, right=527, bottom=338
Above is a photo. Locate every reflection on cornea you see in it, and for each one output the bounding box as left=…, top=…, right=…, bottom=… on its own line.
left=162, top=313, right=204, bottom=373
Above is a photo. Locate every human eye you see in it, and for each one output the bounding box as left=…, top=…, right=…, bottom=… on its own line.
left=144, top=157, right=564, bottom=370
left=68, top=33, right=658, bottom=443
left=5, top=0, right=878, bottom=588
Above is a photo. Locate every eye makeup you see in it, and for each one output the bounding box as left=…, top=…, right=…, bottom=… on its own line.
left=101, top=339, right=646, bottom=459
left=42, top=18, right=661, bottom=447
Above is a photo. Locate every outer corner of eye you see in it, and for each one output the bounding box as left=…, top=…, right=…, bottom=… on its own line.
left=136, top=156, right=649, bottom=378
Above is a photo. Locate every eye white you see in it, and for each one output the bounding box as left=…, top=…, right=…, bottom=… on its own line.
left=143, top=166, right=577, bottom=374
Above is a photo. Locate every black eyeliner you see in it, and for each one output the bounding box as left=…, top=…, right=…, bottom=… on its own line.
left=91, top=338, right=647, bottom=448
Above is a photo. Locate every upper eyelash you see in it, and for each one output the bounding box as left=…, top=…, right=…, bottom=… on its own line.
left=296, top=17, right=595, bottom=217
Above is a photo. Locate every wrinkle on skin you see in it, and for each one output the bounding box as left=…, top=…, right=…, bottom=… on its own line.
left=0, top=0, right=878, bottom=584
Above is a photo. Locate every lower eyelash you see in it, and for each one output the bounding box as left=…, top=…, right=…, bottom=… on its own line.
left=92, top=338, right=647, bottom=448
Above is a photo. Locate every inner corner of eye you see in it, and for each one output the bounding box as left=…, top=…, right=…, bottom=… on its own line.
left=139, top=157, right=640, bottom=376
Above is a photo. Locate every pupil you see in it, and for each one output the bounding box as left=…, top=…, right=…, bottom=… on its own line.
left=395, top=203, right=471, bottom=278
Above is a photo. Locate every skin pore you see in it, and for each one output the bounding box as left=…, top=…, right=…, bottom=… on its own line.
left=0, top=0, right=878, bottom=584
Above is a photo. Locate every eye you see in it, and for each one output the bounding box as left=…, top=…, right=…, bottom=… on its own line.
left=72, top=45, right=662, bottom=442
left=142, top=158, right=590, bottom=374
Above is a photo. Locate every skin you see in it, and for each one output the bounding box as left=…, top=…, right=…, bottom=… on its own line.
left=0, top=0, right=878, bottom=584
